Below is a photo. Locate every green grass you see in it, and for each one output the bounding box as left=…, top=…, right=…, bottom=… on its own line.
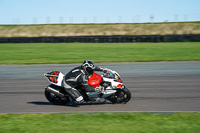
left=0, top=113, right=200, bottom=133
left=0, top=42, right=200, bottom=64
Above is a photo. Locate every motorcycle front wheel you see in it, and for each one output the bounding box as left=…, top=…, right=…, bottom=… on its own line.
left=108, top=87, right=131, bottom=104
left=44, top=89, right=70, bottom=105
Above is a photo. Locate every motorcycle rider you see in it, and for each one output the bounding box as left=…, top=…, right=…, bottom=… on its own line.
left=63, top=60, right=107, bottom=104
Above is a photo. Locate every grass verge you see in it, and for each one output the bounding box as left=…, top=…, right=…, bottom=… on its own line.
left=0, top=42, right=200, bottom=64
left=0, top=22, right=200, bottom=37
left=0, top=113, right=200, bottom=133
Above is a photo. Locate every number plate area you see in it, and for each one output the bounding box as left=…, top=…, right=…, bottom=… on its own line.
left=44, top=71, right=64, bottom=86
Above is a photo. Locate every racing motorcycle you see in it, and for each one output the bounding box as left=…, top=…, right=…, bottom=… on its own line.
left=44, top=69, right=131, bottom=105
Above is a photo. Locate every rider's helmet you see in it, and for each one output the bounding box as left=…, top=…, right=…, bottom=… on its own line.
left=82, top=60, right=95, bottom=75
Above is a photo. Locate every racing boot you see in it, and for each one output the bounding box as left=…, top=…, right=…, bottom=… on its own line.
left=65, top=88, right=84, bottom=104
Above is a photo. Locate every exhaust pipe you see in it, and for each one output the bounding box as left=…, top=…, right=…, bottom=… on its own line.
left=46, top=86, right=65, bottom=97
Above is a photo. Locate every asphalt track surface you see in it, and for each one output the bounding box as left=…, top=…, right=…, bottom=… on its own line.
left=0, top=61, right=200, bottom=114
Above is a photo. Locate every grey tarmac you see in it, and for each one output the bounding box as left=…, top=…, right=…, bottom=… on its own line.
left=0, top=61, right=200, bottom=114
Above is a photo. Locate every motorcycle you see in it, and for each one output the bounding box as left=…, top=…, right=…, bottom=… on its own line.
left=44, top=68, right=131, bottom=105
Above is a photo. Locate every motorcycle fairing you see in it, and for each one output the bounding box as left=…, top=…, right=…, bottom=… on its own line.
left=103, top=77, right=124, bottom=89
left=44, top=71, right=64, bottom=86
left=87, top=89, right=116, bottom=98
left=88, top=72, right=102, bottom=87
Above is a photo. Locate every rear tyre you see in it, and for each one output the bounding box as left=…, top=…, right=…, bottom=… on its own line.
left=108, top=87, right=131, bottom=104
left=44, top=89, right=70, bottom=105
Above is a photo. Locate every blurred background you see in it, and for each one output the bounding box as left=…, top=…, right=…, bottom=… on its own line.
left=0, top=0, right=200, bottom=42
left=0, top=0, right=200, bottom=25
left=1, top=14, right=200, bottom=25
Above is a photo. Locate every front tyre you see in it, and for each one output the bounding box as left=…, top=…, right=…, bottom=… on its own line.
left=108, top=87, right=131, bottom=104
left=44, top=89, right=70, bottom=105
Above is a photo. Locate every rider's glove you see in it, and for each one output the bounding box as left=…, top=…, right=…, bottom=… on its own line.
left=102, top=68, right=108, bottom=73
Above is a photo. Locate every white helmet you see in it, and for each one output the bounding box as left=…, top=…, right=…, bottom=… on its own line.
left=82, top=60, right=95, bottom=75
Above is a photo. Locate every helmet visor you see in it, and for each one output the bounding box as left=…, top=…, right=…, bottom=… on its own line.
left=86, top=67, right=94, bottom=75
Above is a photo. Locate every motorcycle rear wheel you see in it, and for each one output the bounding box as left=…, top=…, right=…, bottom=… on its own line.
left=108, top=87, right=131, bottom=104
left=44, top=89, right=70, bottom=105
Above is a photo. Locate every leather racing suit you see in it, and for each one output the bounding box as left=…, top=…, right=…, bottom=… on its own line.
left=63, top=65, right=105, bottom=103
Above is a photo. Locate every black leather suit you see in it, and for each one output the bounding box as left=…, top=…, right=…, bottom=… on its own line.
left=64, top=65, right=103, bottom=103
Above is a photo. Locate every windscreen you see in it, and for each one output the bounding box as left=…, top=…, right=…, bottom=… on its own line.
left=103, top=71, right=115, bottom=79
